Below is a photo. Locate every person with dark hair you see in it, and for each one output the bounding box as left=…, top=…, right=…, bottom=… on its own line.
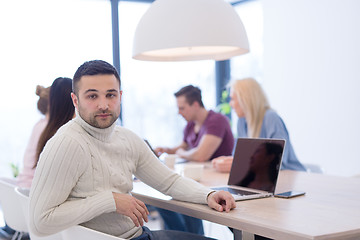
left=154, top=85, right=235, bottom=235
left=1, top=79, right=74, bottom=240
left=29, top=60, right=236, bottom=240
left=155, top=85, right=234, bottom=163
left=0, top=85, right=50, bottom=240
left=34, top=77, right=75, bottom=166
left=174, top=85, right=205, bottom=107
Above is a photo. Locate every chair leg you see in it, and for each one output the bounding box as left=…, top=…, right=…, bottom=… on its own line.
left=17, top=232, right=24, bottom=240
left=11, top=231, right=19, bottom=240
left=10, top=231, right=25, bottom=240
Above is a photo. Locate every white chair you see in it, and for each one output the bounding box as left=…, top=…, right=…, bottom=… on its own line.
left=61, top=225, right=126, bottom=240
left=15, top=187, right=62, bottom=240
left=0, top=178, right=28, bottom=240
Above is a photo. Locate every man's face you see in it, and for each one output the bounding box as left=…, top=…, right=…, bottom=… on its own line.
left=71, top=74, right=122, bottom=129
left=176, top=95, right=196, bottom=122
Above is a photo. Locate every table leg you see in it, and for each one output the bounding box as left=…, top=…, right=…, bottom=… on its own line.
left=233, top=229, right=242, bottom=240
left=242, top=231, right=255, bottom=240
left=233, top=230, right=255, bottom=240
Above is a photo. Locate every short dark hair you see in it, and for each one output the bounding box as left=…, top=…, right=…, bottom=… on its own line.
left=72, top=60, right=121, bottom=96
left=174, top=85, right=204, bottom=107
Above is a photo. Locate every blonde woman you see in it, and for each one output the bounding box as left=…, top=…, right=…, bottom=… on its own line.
left=213, top=78, right=306, bottom=173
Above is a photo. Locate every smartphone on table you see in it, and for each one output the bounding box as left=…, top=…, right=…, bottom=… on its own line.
left=274, top=191, right=306, bottom=198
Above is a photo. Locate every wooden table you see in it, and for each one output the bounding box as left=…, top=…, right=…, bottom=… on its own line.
left=132, top=163, right=360, bottom=240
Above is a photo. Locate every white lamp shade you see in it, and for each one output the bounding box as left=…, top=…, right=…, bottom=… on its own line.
left=132, top=0, right=249, bottom=61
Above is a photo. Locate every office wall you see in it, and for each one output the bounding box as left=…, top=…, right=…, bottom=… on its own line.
left=262, top=0, right=360, bottom=176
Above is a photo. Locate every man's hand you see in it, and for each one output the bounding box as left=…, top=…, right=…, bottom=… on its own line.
left=207, top=190, right=236, bottom=212
left=155, top=146, right=172, bottom=156
left=112, top=192, right=149, bottom=227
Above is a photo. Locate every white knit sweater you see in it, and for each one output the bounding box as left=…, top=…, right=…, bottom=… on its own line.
left=29, top=115, right=212, bottom=239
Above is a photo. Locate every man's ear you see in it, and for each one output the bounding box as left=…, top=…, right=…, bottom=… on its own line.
left=192, top=101, right=200, bottom=108
left=71, top=92, right=79, bottom=111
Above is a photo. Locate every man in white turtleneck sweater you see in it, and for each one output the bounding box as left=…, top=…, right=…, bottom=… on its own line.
left=29, top=60, right=235, bottom=240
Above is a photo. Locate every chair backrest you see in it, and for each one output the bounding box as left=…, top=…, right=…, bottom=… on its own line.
left=0, top=178, right=28, bottom=232
left=15, top=187, right=63, bottom=240
left=61, top=225, right=126, bottom=240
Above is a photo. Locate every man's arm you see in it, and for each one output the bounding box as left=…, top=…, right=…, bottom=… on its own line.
left=175, top=134, right=222, bottom=162
left=155, top=141, right=188, bottom=156
left=136, top=136, right=236, bottom=210
left=29, top=136, right=116, bottom=236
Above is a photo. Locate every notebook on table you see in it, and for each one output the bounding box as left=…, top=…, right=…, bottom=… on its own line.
left=212, top=138, right=285, bottom=201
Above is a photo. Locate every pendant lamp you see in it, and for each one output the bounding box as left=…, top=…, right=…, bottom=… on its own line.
left=132, top=0, right=249, bottom=61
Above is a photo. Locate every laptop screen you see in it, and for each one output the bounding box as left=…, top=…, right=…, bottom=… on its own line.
left=228, top=138, right=285, bottom=194
left=144, top=139, right=159, bottom=157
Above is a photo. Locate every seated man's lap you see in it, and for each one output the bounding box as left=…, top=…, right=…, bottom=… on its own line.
left=131, top=227, right=215, bottom=240
left=155, top=207, right=204, bottom=235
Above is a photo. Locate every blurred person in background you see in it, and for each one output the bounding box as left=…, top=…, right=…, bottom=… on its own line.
left=155, top=85, right=234, bottom=163
left=154, top=85, right=235, bottom=235
left=212, top=78, right=305, bottom=172
left=16, top=85, right=50, bottom=188
left=33, top=77, right=75, bottom=169
left=212, top=78, right=305, bottom=240
left=0, top=78, right=74, bottom=240
left=0, top=85, right=49, bottom=239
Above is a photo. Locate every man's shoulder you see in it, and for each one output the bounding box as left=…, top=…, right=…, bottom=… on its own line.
left=201, top=111, right=232, bottom=139
left=207, top=110, right=230, bottom=124
left=114, top=125, right=135, bottom=135
left=113, top=125, right=143, bottom=141
left=54, top=120, right=89, bottom=144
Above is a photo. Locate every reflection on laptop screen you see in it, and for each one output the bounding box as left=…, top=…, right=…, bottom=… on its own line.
left=228, top=138, right=285, bottom=194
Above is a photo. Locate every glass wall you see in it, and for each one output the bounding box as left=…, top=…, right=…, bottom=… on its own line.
left=118, top=2, right=215, bottom=148
left=0, top=0, right=261, bottom=177
left=231, top=1, right=263, bottom=83
left=230, top=1, right=264, bottom=134
left=0, top=0, right=113, bottom=177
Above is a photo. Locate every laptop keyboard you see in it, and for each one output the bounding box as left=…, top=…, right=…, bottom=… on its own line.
left=212, top=187, right=257, bottom=196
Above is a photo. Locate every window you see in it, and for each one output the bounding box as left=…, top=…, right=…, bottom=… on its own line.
left=231, top=1, right=263, bottom=81
left=0, top=0, right=112, bottom=176
left=118, top=2, right=216, bottom=147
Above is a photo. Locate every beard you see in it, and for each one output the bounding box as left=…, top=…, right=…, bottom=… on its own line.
left=79, top=108, right=119, bottom=129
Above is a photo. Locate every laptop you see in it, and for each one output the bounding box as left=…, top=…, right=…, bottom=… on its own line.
left=212, top=138, right=285, bottom=201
